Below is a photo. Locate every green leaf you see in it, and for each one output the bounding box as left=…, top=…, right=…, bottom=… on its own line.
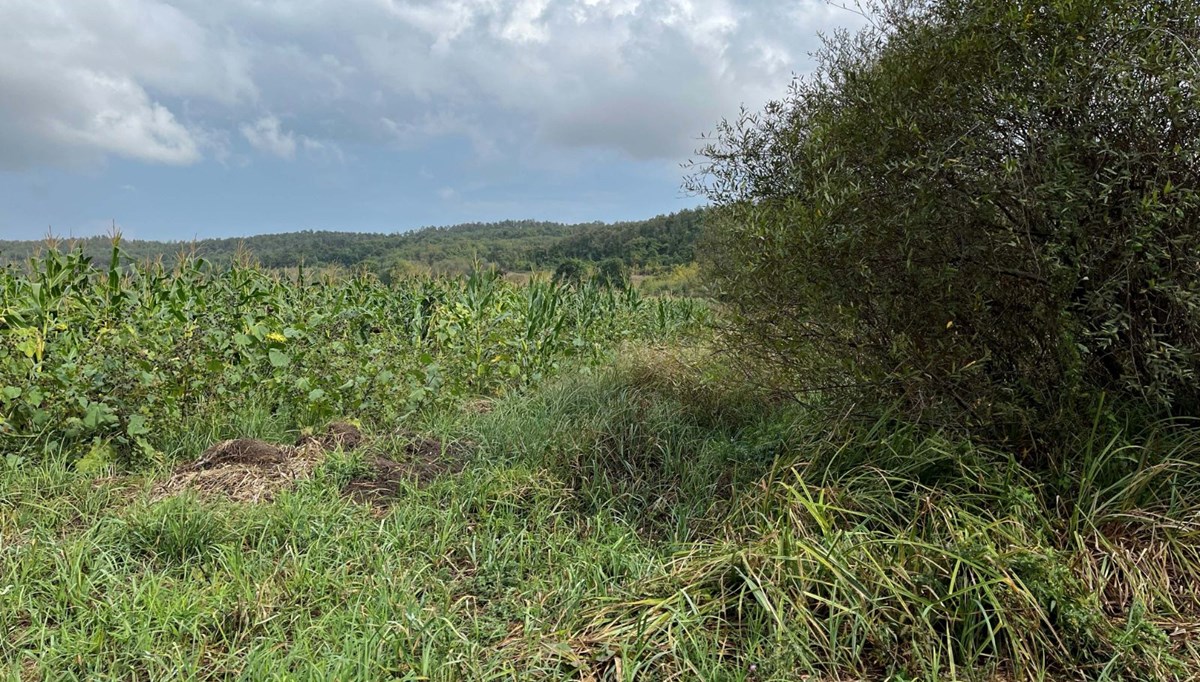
left=76, top=440, right=115, bottom=474
left=1, top=386, right=21, bottom=401
left=127, top=414, right=150, bottom=437
left=134, top=437, right=162, bottom=461
left=268, top=349, right=291, bottom=368
left=82, top=402, right=116, bottom=430
left=307, top=388, right=326, bottom=402
left=16, top=338, right=38, bottom=359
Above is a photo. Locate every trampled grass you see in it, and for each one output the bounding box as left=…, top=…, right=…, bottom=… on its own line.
left=3, top=345, right=1198, bottom=680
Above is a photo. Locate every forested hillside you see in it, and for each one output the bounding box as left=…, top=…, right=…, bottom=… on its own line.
left=0, top=208, right=704, bottom=275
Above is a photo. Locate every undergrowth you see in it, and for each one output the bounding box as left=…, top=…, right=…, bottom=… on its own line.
left=1, top=345, right=1197, bottom=680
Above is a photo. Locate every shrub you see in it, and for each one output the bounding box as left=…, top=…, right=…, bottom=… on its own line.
left=687, top=0, right=1200, bottom=446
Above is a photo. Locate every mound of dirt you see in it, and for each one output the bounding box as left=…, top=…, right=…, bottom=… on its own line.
left=342, top=433, right=471, bottom=505
left=188, top=439, right=287, bottom=470
left=154, top=421, right=367, bottom=503
left=153, top=437, right=323, bottom=504
left=153, top=424, right=469, bottom=506
left=296, top=421, right=363, bottom=451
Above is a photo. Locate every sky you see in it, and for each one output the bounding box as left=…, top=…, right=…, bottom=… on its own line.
left=0, top=0, right=862, bottom=240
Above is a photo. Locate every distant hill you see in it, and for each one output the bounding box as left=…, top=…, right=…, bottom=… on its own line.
left=0, top=209, right=705, bottom=277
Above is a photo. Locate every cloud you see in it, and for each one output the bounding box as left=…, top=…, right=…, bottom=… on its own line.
left=0, top=61, right=202, bottom=169
left=240, top=116, right=298, bottom=159
left=354, top=0, right=844, bottom=160
left=240, top=115, right=343, bottom=162
left=381, top=112, right=499, bottom=159
left=0, top=0, right=252, bottom=169
left=0, top=0, right=863, bottom=170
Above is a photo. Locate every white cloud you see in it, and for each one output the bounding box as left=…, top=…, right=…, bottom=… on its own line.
left=0, top=57, right=201, bottom=168
left=301, top=136, right=346, bottom=164
left=239, top=115, right=342, bottom=162
left=499, top=0, right=552, bottom=43
left=0, top=0, right=864, bottom=170
left=46, top=72, right=200, bottom=165
left=382, top=112, right=499, bottom=159
left=240, top=116, right=298, bottom=159
left=0, top=0, right=252, bottom=169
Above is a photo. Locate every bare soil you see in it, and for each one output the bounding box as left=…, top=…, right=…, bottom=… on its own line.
left=188, top=439, right=288, bottom=470
left=342, top=432, right=471, bottom=505
left=296, top=421, right=363, bottom=451
left=152, top=423, right=471, bottom=506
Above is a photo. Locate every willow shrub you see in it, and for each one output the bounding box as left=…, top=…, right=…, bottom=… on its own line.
left=688, top=0, right=1200, bottom=448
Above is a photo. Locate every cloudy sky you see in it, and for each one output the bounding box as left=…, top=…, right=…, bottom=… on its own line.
left=0, top=0, right=860, bottom=240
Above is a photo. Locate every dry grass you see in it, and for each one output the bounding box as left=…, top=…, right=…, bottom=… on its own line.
left=152, top=423, right=366, bottom=503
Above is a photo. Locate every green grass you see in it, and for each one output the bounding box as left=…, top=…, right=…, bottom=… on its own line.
left=2, top=347, right=1199, bottom=680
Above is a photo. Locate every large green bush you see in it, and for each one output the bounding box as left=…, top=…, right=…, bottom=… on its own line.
left=688, top=0, right=1200, bottom=443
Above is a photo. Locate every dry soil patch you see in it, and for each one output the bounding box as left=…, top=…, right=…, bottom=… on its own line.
left=342, top=432, right=471, bottom=505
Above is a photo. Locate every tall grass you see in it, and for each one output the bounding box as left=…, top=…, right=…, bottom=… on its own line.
left=558, top=362, right=1200, bottom=680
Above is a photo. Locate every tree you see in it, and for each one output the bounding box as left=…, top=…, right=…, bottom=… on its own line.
left=688, top=0, right=1200, bottom=444
left=592, top=258, right=630, bottom=290
left=552, top=259, right=588, bottom=288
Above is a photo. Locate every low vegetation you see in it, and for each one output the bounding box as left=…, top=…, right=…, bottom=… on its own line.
left=0, top=245, right=703, bottom=468
left=3, top=345, right=1199, bottom=679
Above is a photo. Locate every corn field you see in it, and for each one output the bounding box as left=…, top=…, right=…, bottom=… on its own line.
left=0, top=244, right=706, bottom=465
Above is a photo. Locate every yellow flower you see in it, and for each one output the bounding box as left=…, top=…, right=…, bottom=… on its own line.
left=266, top=332, right=287, bottom=343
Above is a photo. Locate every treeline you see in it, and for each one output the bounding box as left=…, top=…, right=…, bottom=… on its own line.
left=531, top=210, right=701, bottom=269
left=0, top=209, right=704, bottom=277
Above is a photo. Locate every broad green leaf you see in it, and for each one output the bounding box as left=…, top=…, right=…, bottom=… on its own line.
left=127, top=414, right=150, bottom=437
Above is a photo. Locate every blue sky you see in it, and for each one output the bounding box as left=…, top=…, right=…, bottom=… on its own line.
left=0, top=0, right=861, bottom=241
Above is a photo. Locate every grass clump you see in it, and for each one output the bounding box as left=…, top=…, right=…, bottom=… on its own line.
left=122, top=495, right=232, bottom=566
